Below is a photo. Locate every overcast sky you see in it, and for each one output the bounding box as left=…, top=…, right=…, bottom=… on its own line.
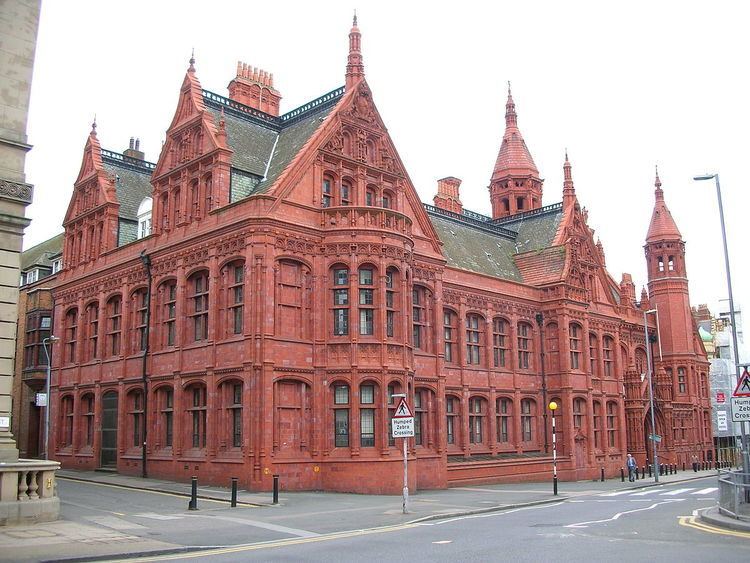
left=24, top=1, right=750, bottom=323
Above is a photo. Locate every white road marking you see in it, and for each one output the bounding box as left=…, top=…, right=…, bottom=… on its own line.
left=563, top=500, right=681, bottom=528
left=133, top=512, right=184, bottom=520
left=660, top=488, right=694, bottom=496
left=432, top=540, right=453, bottom=544
left=691, top=487, right=717, bottom=495
left=425, top=502, right=565, bottom=526
left=630, top=490, right=657, bottom=496
left=184, top=513, right=319, bottom=537
left=600, top=490, right=637, bottom=497
left=85, top=515, right=148, bottom=530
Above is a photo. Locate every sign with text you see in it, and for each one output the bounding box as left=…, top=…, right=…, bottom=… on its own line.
left=731, top=397, right=750, bottom=422
left=392, top=417, right=415, bottom=438
left=716, top=392, right=726, bottom=404
left=717, top=410, right=729, bottom=432
left=35, top=393, right=47, bottom=407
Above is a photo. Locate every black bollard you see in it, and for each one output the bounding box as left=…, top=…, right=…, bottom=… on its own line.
left=621, top=467, right=625, bottom=482
left=641, top=465, right=645, bottom=479
left=635, top=466, right=639, bottom=480
left=272, top=474, right=280, bottom=505
left=188, top=476, right=198, bottom=511
left=648, top=464, right=652, bottom=478
left=231, top=477, right=238, bottom=508
left=682, top=461, right=685, bottom=471
left=554, top=475, right=558, bottom=496
left=601, top=466, right=605, bottom=482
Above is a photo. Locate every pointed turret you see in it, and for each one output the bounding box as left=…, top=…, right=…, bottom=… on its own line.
left=562, top=149, right=576, bottom=210
left=646, top=166, right=681, bottom=243
left=489, top=84, right=543, bottom=219
left=345, top=13, right=365, bottom=90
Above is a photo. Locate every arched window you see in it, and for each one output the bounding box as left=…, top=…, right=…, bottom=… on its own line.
left=657, top=256, right=664, bottom=272
left=186, top=383, right=207, bottom=449
left=60, top=395, right=74, bottom=447
left=521, top=399, right=535, bottom=442
left=159, top=280, right=177, bottom=348
left=331, top=265, right=349, bottom=336
left=333, top=383, right=350, bottom=447
left=607, top=401, right=617, bottom=448
left=517, top=322, right=533, bottom=369
left=157, top=386, right=174, bottom=449
left=496, top=397, right=512, bottom=444
left=589, top=333, right=599, bottom=376
left=137, top=197, right=152, bottom=239
left=545, top=322, right=559, bottom=372
left=224, top=261, right=245, bottom=337
left=413, top=387, right=434, bottom=448
left=359, top=266, right=376, bottom=336
left=366, top=186, right=376, bottom=207
left=603, top=336, right=614, bottom=377
left=569, top=323, right=582, bottom=370
left=172, top=187, right=181, bottom=226
left=360, top=383, right=376, bottom=447
left=274, top=379, right=312, bottom=455
left=382, top=189, right=394, bottom=210
left=130, top=290, right=146, bottom=353
left=341, top=179, right=353, bottom=206
left=188, top=271, right=209, bottom=342
left=677, top=367, right=687, bottom=393
left=635, top=348, right=647, bottom=376
left=668, top=256, right=675, bottom=271
left=159, top=192, right=169, bottom=231
left=385, top=267, right=399, bottom=338
left=190, top=179, right=200, bottom=220
left=412, top=286, right=430, bottom=350
left=322, top=175, right=333, bottom=208
left=64, top=308, right=78, bottom=364
left=81, top=393, right=95, bottom=447
left=573, top=398, right=586, bottom=430
left=465, top=314, right=484, bottom=365
left=493, top=318, right=509, bottom=368
left=593, top=401, right=602, bottom=449
left=469, top=396, right=486, bottom=444
left=127, top=389, right=144, bottom=449
left=85, top=302, right=99, bottom=360
left=443, top=309, right=458, bottom=363
left=220, top=380, right=243, bottom=449
left=204, top=174, right=213, bottom=213
left=446, top=395, right=460, bottom=446
left=104, top=295, right=121, bottom=356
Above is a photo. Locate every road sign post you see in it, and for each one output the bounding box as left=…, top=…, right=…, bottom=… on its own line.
left=391, top=395, right=414, bottom=514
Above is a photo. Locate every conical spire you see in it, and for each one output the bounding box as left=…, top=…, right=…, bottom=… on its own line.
left=491, top=84, right=539, bottom=181
left=646, top=167, right=682, bottom=242
left=345, top=12, right=365, bottom=90
left=189, top=49, right=196, bottom=73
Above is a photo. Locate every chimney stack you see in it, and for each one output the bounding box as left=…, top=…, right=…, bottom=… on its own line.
left=228, top=60, right=282, bottom=116
left=124, top=137, right=145, bottom=161
left=433, top=177, right=463, bottom=214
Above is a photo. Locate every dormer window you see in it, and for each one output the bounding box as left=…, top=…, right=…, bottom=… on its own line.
left=25, top=269, right=39, bottom=284
left=137, top=197, right=153, bottom=239
left=51, top=259, right=63, bottom=274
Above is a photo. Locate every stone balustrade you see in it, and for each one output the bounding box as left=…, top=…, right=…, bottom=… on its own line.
left=0, top=459, right=60, bottom=525
left=322, top=206, right=412, bottom=237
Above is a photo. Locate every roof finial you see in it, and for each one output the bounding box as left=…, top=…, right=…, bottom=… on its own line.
left=353, top=10, right=357, bottom=26
left=345, top=10, right=365, bottom=89
left=91, top=114, right=97, bottom=135
left=654, top=164, right=662, bottom=193
left=505, top=82, right=517, bottom=127
left=565, top=147, right=569, bottom=162
left=508, top=80, right=512, bottom=95
left=189, top=48, right=195, bottom=72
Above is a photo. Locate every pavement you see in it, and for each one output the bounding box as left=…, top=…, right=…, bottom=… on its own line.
left=0, top=466, right=744, bottom=562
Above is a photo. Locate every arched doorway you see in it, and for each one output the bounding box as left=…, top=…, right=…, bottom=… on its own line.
left=100, top=391, right=118, bottom=468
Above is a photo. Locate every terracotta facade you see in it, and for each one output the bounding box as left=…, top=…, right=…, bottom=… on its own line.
left=48, top=19, right=712, bottom=493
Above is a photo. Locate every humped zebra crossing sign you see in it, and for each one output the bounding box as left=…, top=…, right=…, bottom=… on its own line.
left=391, top=398, right=415, bottom=438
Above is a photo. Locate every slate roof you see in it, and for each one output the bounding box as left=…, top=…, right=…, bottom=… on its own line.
left=203, top=87, right=343, bottom=197
left=101, top=150, right=155, bottom=221
left=426, top=203, right=564, bottom=283
left=21, top=233, right=64, bottom=271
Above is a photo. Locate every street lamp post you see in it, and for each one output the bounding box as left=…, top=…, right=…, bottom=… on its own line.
left=693, top=173, right=749, bottom=473
left=391, top=393, right=409, bottom=514
left=549, top=401, right=558, bottom=495
left=42, top=335, right=60, bottom=460
left=644, top=309, right=659, bottom=483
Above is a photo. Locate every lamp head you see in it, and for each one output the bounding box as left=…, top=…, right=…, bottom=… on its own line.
left=693, top=173, right=716, bottom=181
left=548, top=401, right=558, bottom=411
left=47, top=335, right=60, bottom=343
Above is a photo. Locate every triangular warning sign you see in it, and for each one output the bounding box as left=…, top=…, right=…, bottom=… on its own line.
left=733, top=367, right=750, bottom=397
left=393, top=397, right=414, bottom=418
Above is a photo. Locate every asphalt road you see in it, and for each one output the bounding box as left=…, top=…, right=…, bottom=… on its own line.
left=53, top=476, right=749, bottom=562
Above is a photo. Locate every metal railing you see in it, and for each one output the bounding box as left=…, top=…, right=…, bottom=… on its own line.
left=717, top=469, right=750, bottom=521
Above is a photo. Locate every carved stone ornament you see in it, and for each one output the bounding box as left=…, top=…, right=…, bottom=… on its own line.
left=347, top=83, right=376, bottom=124
left=0, top=179, right=33, bottom=203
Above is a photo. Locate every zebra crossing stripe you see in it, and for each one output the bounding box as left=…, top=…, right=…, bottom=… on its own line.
left=691, top=487, right=717, bottom=495
left=660, top=488, right=693, bottom=496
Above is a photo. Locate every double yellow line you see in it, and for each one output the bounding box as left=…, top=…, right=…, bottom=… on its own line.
left=679, top=515, right=750, bottom=538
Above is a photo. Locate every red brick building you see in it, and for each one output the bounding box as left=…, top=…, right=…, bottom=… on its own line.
left=48, top=19, right=711, bottom=492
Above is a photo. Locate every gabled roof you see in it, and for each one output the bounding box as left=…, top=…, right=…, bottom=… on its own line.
left=21, top=233, right=64, bottom=271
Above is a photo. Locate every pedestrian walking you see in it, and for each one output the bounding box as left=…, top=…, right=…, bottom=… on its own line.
left=626, top=453, right=637, bottom=482
left=692, top=454, right=698, bottom=472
